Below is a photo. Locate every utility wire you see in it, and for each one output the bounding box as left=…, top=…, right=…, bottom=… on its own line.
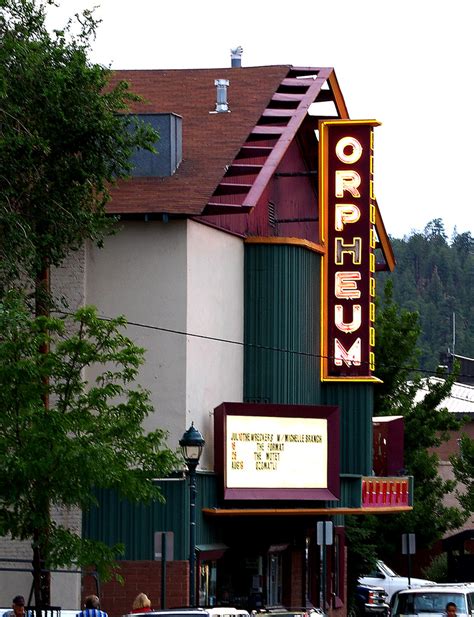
left=55, top=310, right=474, bottom=384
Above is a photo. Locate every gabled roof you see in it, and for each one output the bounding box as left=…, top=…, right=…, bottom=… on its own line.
left=107, top=65, right=347, bottom=217
left=108, top=64, right=395, bottom=270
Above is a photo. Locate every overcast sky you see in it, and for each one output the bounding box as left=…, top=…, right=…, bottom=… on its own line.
left=47, top=0, right=474, bottom=241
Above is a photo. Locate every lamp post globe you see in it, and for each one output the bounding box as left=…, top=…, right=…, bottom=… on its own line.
left=179, top=422, right=205, bottom=469
left=180, top=423, right=205, bottom=607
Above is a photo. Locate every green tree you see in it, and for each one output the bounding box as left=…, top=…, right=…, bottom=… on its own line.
left=451, top=434, right=474, bottom=514
left=385, top=220, right=474, bottom=370
left=347, top=280, right=466, bottom=586
left=451, top=230, right=473, bottom=256
left=0, top=0, right=157, bottom=302
left=0, top=293, right=179, bottom=600
left=424, top=218, right=448, bottom=243
left=0, top=0, right=162, bottom=604
left=373, top=280, right=421, bottom=416
left=371, top=281, right=465, bottom=560
left=345, top=517, right=377, bottom=612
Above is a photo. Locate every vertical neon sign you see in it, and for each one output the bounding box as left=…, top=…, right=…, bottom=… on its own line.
left=319, top=120, right=381, bottom=381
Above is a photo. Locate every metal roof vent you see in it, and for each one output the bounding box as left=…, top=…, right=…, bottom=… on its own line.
left=230, top=46, right=243, bottom=68
left=213, top=79, right=230, bottom=113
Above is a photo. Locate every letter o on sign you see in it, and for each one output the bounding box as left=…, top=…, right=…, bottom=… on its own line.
left=336, top=136, right=363, bottom=164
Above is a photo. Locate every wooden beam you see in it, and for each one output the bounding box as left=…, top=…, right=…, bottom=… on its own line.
left=243, top=68, right=333, bottom=210
left=214, top=182, right=253, bottom=195
left=203, top=506, right=413, bottom=517
left=251, top=126, right=286, bottom=135
left=227, top=164, right=263, bottom=176
left=327, top=71, right=349, bottom=119
left=272, top=92, right=305, bottom=102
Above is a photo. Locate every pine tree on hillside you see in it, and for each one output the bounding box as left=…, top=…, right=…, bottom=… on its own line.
left=381, top=219, right=474, bottom=373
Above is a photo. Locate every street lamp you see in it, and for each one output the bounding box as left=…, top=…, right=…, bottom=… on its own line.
left=180, top=422, right=205, bottom=607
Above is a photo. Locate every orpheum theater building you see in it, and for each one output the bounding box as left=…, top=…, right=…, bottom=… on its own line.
left=76, top=62, right=408, bottom=616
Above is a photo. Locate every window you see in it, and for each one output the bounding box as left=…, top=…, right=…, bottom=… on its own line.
left=199, top=560, right=217, bottom=607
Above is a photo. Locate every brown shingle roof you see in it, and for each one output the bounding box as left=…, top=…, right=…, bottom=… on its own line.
left=108, top=66, right=293, bottom=216
left=107, top=66, right=396, bottom=271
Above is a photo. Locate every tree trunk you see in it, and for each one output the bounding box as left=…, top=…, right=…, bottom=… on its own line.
left=32, top=530, right=51, bottom=608
left=33, top=263, right=51, bottom=607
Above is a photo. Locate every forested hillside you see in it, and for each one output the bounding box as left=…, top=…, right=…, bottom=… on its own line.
left=377, top=218, right=474, bottom=372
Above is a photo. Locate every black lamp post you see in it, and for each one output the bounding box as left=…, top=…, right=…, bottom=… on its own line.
left=179, top=422, right=205, bottom=607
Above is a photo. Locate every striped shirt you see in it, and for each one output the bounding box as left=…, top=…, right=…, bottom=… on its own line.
left=76, top=609, right=108, bottom=617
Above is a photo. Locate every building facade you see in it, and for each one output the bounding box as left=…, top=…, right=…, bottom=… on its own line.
left=0, top=63, right=409, bottom=616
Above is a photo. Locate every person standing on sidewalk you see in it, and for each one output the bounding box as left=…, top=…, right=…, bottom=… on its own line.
left=76, top=595, right=108, bottom=617
left=2, top=595, right=29, bottom=617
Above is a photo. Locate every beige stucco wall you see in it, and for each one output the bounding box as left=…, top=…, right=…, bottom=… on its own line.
left=0, top=218, right=243, bottom=606
left=85, top=218, right=244, bottom=466
left=86, top=219, right=188, bottom=445
left=186, top=220, right=244, bottom=470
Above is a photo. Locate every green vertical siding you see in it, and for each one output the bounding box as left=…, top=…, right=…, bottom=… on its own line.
left=83, top=472, right=219, bottom=560
left=339, top=475, right=365, bottom=508
left=244, top=243, right=321, bottom=404
left=322, top=382, right=373, bottom=476
left=85, top=244, right=377, bottom=554
left=244, top=243, right=374, bottom=477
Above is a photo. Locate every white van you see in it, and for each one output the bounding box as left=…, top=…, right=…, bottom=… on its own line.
left=390, top=584, right=474, bottom=617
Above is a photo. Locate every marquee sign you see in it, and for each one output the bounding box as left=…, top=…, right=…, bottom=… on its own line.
left=319, top=119, right=381, bottom=381
left=214, top=402, right=339, bottom=500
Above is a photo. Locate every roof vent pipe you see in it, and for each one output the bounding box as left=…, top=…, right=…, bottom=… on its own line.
left=230, top=46, right=243, bottom=67
left=214, top=79, right=230, bottom=113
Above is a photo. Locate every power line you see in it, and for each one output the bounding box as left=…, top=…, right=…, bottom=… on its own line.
left=55, top=309, right=474, bottom=382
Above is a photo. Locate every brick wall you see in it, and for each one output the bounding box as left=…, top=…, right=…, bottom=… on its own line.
left=288, top=549, right=303, bottom=608
left=83, top=561, right=189, bottom=617
left=431, top=421, right=474, bottom=461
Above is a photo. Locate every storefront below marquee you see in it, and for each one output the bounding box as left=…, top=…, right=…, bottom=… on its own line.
left=196, top=515, right=345, bottom=611
left=82, top=402, right=411, bottom=616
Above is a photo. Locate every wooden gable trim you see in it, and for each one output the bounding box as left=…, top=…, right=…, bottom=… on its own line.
left=241, top=68, right=333, bottom=210
left=327, top=71, right=350, bottom=119
left=375, top=201, right=396, bottom=272
left=204, top=66, right=343, bottom=216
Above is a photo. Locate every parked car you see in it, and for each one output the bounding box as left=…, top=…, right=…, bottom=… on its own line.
left=254, top=610, right=324, bottom=616
left=390, top=583, right=474, bottom=617
left=0, top=610, right=79, bottom=617
left=123, top=609, right=250, bottom=617
left=352, top=583, right=389, bottom=617
left=359, top=560, right=435, bottom=602
left=253, top=609, right=324, bottom=617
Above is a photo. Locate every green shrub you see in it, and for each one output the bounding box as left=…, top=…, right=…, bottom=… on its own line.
left=422, top=553, right=448, bottom=582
